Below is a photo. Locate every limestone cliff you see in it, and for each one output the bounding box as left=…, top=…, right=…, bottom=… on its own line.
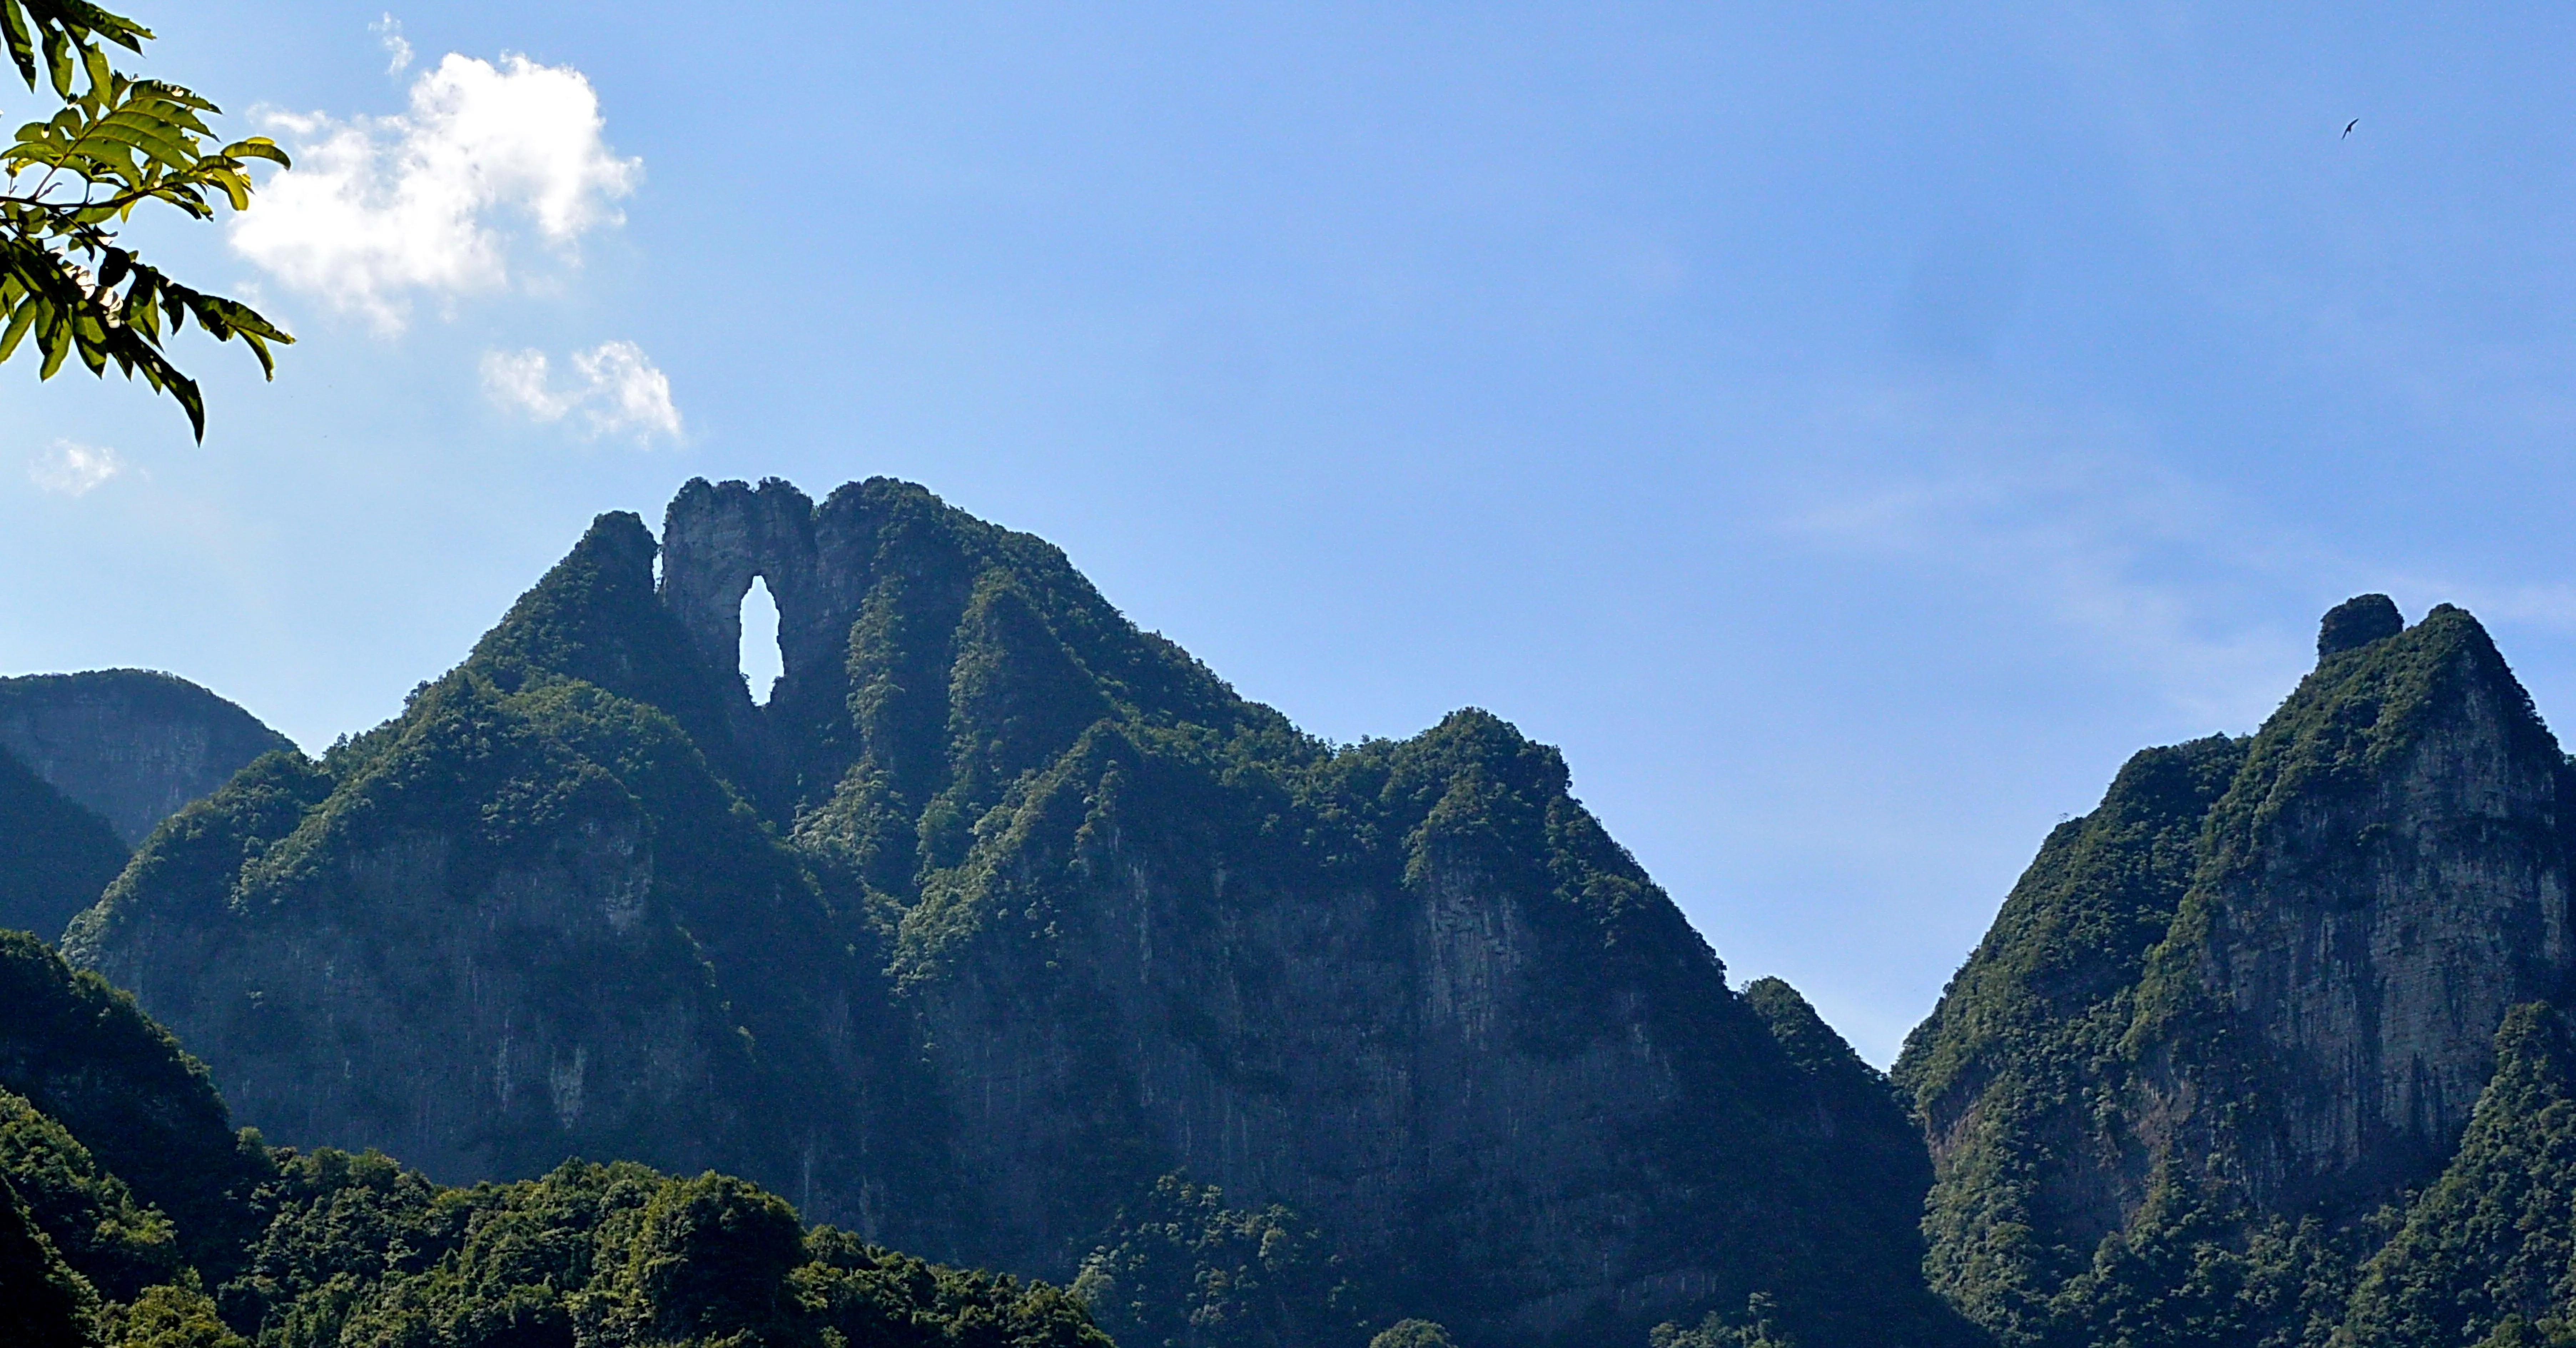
left=67, top=476, right=1966, bottom=1348
left=1896, top=596, right=2576, bottom=1346
left=0, top=670, right=293, bottom=846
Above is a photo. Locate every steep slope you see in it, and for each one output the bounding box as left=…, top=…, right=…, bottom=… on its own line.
left=0, top=670, right=294, bottom=846
left=2336, top=1001, right=2576, bottom=1346
left=1897, top=596, right=2576, bottom=1346
left=0, top=744, right=128, bottom=939
left=0, top=931, right=269, bottom=1281
left=71, top=475, right=1967, bottom=1348
left=0, top=1172, right=97, bottom=1348
left=66, top=517, right=930, bottom=1232
left=0, top=913, right=1115, bottom=1347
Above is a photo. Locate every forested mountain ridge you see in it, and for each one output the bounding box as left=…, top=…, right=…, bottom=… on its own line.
left=1898, top=595, right=2576, bottom=1347
left=60, top=476, right=1965, bottom=1348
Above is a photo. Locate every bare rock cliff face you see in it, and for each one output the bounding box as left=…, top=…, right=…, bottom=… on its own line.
left=69, top=478, right=1961, bottom=1348
left=1896, top=596, right=2576, bottom=1345
left=2185, top=602, right=2572, bottom=1210
left=0, top=670, right=292, bottom=846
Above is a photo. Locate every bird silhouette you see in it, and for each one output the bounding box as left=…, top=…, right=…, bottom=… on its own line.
left=2343, top=118, right=2359, bottom=139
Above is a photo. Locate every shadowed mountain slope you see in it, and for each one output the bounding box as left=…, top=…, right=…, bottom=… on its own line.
left=0, top=746, right=128, bottom=941
left=0, top=921, right=1118, bottom=1348
left=66, top=476, right=1970, bottom=1348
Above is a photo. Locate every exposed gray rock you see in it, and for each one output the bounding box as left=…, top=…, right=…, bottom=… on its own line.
left=0, top=670, right=292, bottom=845
left=2162, top=603, right=2575, bottom=1214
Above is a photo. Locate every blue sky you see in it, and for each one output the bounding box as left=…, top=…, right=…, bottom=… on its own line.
left=5, top=1, right=2574, bottom=1062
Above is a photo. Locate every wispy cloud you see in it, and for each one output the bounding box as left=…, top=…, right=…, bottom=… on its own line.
left=481, top=341, right=682, bottom=443
left=1773, top=382, right=2313, bottom=728
left=29, top=440, right=126, bottom=496
left=369, top=14, right=413, bottom=76
left=229, top=52, right=639, bottom=332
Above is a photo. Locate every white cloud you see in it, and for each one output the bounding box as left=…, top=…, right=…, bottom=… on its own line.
left=29, top=440, right=125, bottom=496
left=370, top=14, right=412, bottom=75
left=481, top=340, right=682, bottom=443
left=229, top=52, right=640, bottom=332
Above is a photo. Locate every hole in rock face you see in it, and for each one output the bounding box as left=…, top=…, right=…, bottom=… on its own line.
left=740, top=576, right=783, bottom=706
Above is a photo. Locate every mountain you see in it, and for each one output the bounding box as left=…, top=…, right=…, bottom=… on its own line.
left=0, top=670, right=295, bottom=941
left=1896, top=595, right=2576, bottom=1346
left=63, top=475, right=1967, bottom=1348
left=0, top=927, right=1117, bottom=1348
left=0, top=745, right=128, bottom=940
left=0, top=670, right=295, bottom=847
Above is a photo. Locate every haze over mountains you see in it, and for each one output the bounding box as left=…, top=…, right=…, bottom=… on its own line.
left=14, top=478, right=2576, bottom=1347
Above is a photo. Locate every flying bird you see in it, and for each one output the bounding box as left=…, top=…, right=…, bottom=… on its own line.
left=2343, top=118, right=2359, bottom=139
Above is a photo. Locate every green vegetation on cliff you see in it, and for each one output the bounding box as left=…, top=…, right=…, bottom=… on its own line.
left=1894, top=733, right=2247, bottom=1342
left=67, top=477, right=1965, bottom=1348
left=1901, top=596, right=2576, bottom=1348
left=0, top=913, right=1110, bottom=1347
left=0, top=932, right=269, bottom=1279
left=2339, top=1003, right=2576, bottom=1346
left=1071, top=1174, right=1361, bottom=1348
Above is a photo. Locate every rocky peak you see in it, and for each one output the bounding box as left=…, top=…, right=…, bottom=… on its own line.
left=2318, top=592, right=2405, bottom=661
left=659, top=477, right=826, bottom=699
left=2167, top=602, right=2574, bottom=1211
left=1900, top=598, right=2576, bottom=1344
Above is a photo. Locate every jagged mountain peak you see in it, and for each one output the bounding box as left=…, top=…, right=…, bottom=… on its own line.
left=658, top=474, right=1281, bottom=821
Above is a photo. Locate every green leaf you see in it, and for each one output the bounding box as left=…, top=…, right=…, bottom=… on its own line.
left=0, top=291, right=41, bottom=362
left=0, top=3, right=34, bottom=90
left=36, top=308, right=70, bottom=377
left=77, top=37, right=104, bottom=100
left=221, top=136, right=287, bottom=167
left=39, top=23, right=69, bottom=99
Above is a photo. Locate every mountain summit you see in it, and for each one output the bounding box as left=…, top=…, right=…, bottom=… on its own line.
left=1898, top=596, right=2576, bottom=1345
left=63, top=477, right=1962, bottom=1348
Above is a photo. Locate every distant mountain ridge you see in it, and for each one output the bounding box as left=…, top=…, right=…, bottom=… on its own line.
left=0, top=670, right=288, bottom=941
left=0, top=670, right=294, bottom=847
left=61, top=476, right=1965, bottom=1348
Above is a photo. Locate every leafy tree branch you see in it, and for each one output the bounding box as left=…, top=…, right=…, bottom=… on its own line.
left=0, top=0, right=292, bottom=440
